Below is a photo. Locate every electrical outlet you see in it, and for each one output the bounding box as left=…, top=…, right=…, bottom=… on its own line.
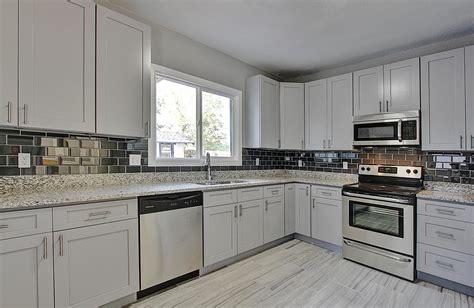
left=18, top=153, right=31, bottom=168
left=343, top=162, right=349, bottom=169
left=298, top=160, right=303, bottom=167
left=129, top=154, right=142, bottom=166
left=256, top=158, right=260, bottom=166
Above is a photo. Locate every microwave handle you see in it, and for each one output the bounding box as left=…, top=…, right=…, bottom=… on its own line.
left=397, top=120, right=402, bottom=142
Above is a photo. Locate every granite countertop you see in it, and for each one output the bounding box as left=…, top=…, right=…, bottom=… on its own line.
left=0, top=176, right=356, bottom=212
left=417, top=182, right=474, bottom=205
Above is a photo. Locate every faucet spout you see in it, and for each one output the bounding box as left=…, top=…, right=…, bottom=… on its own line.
left=205, top=152, right=212, bottom=181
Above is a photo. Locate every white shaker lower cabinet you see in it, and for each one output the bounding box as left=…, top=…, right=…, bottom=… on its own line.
left=203, top=203, right=238, bottom=266
left=238, top=200, right=264, bottom=253
left=263, top=196, right=285, bottom=244
left=284, top=184, right=296, bottom=235
left=54, top=219, right=139, bottom=308
left=310, top=185, right=342, bottom=246
left=295, top=184, right=311, bottom=237
left=0, top=233, right=54, bottom=308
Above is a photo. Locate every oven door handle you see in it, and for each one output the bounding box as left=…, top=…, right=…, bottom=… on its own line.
left=397, top=119, right=402, bottom=142
left=344, top=240, right=412, bottom=263
left=342, top=191, right=412, bottom=205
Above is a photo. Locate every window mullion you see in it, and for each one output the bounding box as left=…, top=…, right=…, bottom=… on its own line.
left=197, top=87, right=203, bottom=160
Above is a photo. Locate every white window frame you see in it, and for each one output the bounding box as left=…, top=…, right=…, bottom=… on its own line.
left=149, top=64, right=242, bottom=166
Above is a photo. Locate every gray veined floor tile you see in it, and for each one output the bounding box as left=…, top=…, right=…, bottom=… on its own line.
left=131, top=240, right=474, bottom=308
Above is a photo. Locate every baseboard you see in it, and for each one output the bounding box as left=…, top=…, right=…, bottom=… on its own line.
left=201, top=235, right=295, bottom=275
left=294, top=233, right=342, bottom=254
left=417, top=271, right=474, bottom=296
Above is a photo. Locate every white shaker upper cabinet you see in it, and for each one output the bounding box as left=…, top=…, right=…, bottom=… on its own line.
left=245, top=75, right=280, bottom=149
left=327, top=73, right=353, bottom=151
left=280, top=82, right=304, bottom=150
left=421, top=48, right=466, bottom=151
left=96, top=6, right=151, bottom=138
left=353, top=66, right=384, bottom=116
left=466, top=45, right=474, bottom=150
left=305, top=79, right=327, bottom=150
left=18, top=0, right=95, bottom=133
left=0, top=0, right=18, bottom=127
left=383, top=58, right=420, bottom=113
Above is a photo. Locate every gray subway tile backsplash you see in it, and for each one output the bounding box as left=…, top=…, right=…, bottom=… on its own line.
left=0, top=129, right=473, bottom=183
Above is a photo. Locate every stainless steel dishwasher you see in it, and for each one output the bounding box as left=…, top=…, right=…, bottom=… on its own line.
left=138, top=191, right=203, bottom=298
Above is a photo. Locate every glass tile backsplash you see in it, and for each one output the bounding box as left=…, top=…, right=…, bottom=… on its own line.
left=0, top=129, right=473, bottom=183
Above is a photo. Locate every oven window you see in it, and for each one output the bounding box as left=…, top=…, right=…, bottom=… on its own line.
left=349, top=201, right=404, bottom=237
left=354, top=122, right=398, bottom=141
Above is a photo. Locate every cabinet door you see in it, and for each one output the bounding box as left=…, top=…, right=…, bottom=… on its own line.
left=260, top=76, right=280, bottom=148
left=238, top=199, right=264, bottom=253
left=383, top=58, right=420, bottom=113
left=280, top=82, right=304, bottom=149
left=284, top=184, right=296, bottom=236
left=204, top=204, right=238, bottom=266
left=421, top=48, right=466, bottom=151
left=19, top=0, right=95, bottom=132
left=305, top=79, right=327, bottom=150
left=97, top=6, right=151, bottom=137
left=54, top=220, right=139, bottom=308
left=466, top=45, right=474, bottom=150
left=327, top=73, right=353, bottom=151
left=311, top=198, right=342, bottom=246
left=353, top=66, right=384, bottom=116
left=0, top=233, right=54, bottom=308
left=295, top=184, right=311, bottom=237
left=263, top=196, right=285, bottom=244
left=0, top=0, right=18, bottom=127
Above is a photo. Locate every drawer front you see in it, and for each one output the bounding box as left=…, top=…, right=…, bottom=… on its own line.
left=417, top=199, right=473, bottom=223
left=238, top=187, right=264, bottom=202
left=0, top=208, right=52, bottom=240
left=417, top=243, right=473, bottom=287
left=311, top=185, right=342, bottom=201
left=53, top=199, right=138, bottom=231
left=204, top=190, right=238, bottom=207
left=263, top=185, right=284, bottom=198
left=417, top=215, right=473, bottom=255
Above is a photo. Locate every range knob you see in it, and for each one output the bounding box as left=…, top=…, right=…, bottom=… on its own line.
left=366, top=167, right=371, bottom=171
left=406, top=169, right=411, bottom=174
left=361, top=167, right=366, bottom=171
left=413, top=169, right=419, bottom=174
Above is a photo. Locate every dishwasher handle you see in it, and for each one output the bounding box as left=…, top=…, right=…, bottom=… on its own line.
left=139, top=192, right=203, bottom=214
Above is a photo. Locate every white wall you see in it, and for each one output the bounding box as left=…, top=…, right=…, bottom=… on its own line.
left=287, top=34, right=474, bottom=82
left=97, top=0, right=278, bottom=92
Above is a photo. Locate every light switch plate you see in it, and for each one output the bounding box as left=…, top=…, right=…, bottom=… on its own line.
left=18, top=153, right=31, bottom=168
left=298, top=160, right=303, bottom=167
left=129, top=154, right=142, bottom=166
left=343, top=162, right=349, bottom=169
left=255, top=158, right=260, bottom=166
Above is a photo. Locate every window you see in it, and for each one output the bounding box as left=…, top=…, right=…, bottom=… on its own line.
left=149, top=65, right=242, bottom=166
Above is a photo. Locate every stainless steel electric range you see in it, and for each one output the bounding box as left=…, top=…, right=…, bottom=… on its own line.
left=342, top=164, right=423, bottom=281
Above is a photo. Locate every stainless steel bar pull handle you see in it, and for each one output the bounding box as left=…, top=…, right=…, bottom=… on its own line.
left=7, top=102, right=12, bottom=123
left=239, top=204, right=242, bottom=217
left=471, top=135, right=473, bottom=149
left=436, top=208, right=455, bottom=215
left=0, top=224, right=8, bottom=229
left=386, top=100, right=389, bottom=112
left=234, top=205, right=237, bottom=218
left=379, top=101, right=382, bottom=112
left=312, top=198, right=315, bottom=209
left=265, top=200, right=268, bottom=211
left=301, top=140, right=304, bottom=149
left=328, top=139, right=331, bottom=149
left=43, top=236, right=48, bottom=260
left=460, top=135, right=463, bottom=149
left=59, top=235, right=64, bottom=257
left=323, top=140, right=326, bottom=149
left=23, top=104, right=27, bottom=124
left=435, top=260, right=454, bottom=269
left=306, top=186, right=308, bottom=196
left=436, top=231, right=454, bottom=239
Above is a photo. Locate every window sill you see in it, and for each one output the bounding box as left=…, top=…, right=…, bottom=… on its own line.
left=148, top=158, right=242, bottom=167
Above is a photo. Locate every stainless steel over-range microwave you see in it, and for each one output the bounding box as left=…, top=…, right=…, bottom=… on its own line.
left=353, top=110, right=420, bottom=146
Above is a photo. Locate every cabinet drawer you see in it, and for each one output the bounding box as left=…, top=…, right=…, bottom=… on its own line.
left=0, top=208, right=52, bottom=240
left=311, top=185, right=342, bottom=201
left=417, top=215, right=473, bottom=255
left=238, top=186, right=264, bottom=202
left=417, top=199, right=473, bottom=223
left=264, top=185, right=284, bottom=198
left=204, top=190, right=238, bottom=207
left=417, top=243, right=473, bottom=287
left=53, top=199, right=138, bottom=231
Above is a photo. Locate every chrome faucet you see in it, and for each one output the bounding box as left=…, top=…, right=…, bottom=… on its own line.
left=205, top=152, right=212, bottom=181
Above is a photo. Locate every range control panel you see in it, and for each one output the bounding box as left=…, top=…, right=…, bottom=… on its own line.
left=358, top=164, right=422, bottom=179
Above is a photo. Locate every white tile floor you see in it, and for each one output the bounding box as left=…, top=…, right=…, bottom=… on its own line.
left=132, top=240, right=474, bottom=307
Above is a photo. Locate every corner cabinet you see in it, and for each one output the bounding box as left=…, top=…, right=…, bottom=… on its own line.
left=96, top=5, right=151, bottom=138
left=18, top=0, right=96, bottom=133
left=421, top=48, right=466, bottom=151
left=0, top=0, right=18, bottom=127
left=305, top=73, right=352, bottom=151
left=353, top=58, right=420, bottom=116
left=245, top=75, right=280, bottom=149
left=0, top=233, right=54, bottom=308
left=280, top=82, right=304, bottom=149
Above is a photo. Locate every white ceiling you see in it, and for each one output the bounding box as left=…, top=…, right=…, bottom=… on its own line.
left=109, top=0, right=474, bottom=78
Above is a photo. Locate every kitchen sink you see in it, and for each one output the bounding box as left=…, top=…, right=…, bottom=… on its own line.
left=194, top=180, right=247, bottom=186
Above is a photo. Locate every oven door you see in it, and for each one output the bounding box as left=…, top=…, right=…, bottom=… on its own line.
left=342, top=193, right=414, bottom=256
